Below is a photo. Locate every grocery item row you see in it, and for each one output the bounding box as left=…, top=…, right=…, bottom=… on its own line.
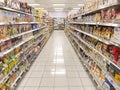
left=0, top=0, right=53, bottom=90
left=73, top=6, right=120, bottom=24
left=65, top=27, right=120, bottom=90
left=69, top=26, right=120, bottom=71
left=0, top=0, right=34, bottom=14
left=70, top=23, right=120, bottom=47
left=66, top=1, right=120, bottom=90
left=84, top=0, right=119, bottom=14
left=70, top=0, right=120, bottom=18
left=0, top=26, right=52, bottom=90
left=0, top=23, right=42, bottom=39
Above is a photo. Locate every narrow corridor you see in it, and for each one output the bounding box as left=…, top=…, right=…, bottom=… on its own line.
left=17, top=31, right=96, bottom=90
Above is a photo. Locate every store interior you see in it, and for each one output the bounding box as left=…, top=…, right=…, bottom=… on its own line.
left=0, top=0, right=120, bottom=90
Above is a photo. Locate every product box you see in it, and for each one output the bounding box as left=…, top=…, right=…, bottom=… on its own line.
left=10, top=0, right=20, bottom=10
left=111, top=28, right=120, bottom=44
left=3, top=65, right=9, bottom=75
left=0, top=0, right=5, bottom=6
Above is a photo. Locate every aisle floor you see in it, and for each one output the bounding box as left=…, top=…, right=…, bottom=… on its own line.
left=17, top=31, right=97, bottom=90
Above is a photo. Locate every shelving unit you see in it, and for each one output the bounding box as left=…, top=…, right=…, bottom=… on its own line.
left=0, top=1, right=53, bottom=90
left=65, top=0, right=120, bottom=90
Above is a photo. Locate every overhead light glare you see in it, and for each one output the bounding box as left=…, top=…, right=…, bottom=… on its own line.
left=54, top=8, right=63, bottom=10
left=78, top=4, right=84, bottom=6
left=53, top=4, right=65, bottom=6
left=54, top=10, right=63, bottom=11
left=73, top=8, right=80, bottom=10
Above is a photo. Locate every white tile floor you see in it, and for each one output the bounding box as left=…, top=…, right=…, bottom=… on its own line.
left=16, top=31, right=97, bottom=90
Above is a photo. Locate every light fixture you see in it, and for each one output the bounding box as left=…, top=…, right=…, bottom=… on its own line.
left=28, top=4, right=40, bottom=6
left=54, top=8, right=64, bottom=10
left=73, top=8, right=80, bottom=10
left=78, top=4, right=84, bottom=6
left=54, top=10, right=63, bottom=12
left=53, top=4, right=65, bottom=6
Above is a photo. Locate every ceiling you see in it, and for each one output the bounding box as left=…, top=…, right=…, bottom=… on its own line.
left=24, top=0, right=85, bottom=12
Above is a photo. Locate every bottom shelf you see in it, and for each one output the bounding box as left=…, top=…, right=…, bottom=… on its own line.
left=0, top=31, right=53, bottom=90
left=66, top=32, right=105, bottom=90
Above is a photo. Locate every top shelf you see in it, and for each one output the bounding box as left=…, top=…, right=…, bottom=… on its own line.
left=82, top=2, right=120, bottom=16
left=0, top=7, right=33, bottom=16
left=72, top=15, right=81, bottom=19
left=72, top=2, right=120, bottom=19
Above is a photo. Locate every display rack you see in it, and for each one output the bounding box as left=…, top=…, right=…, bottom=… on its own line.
left=65, top=0, right=120, bottom=90
left=0, top=1, right=53, bottom=90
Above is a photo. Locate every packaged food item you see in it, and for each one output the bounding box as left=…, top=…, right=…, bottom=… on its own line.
left=94, top=13, right=101, bottom=22
left=101, top=10, right=107, bottom=22
left=7, top=40, right=12, bottom=48
left=107, top=63, right=120, bottom=86
left=8, top=50, right=15, bottom=61
left=104, top=27, right=113, bottom=40
left=15, top=47, right=21, bottom=55
left=3, top=65, right=9, bottom=75
left=10, top=0, right=20, bottom=10
left=0, top=61, right=3, bottom=71
left=103, top=78, right=116, bottom=90
left=106, top=45, right=120, bottom=64
left=111, top=27, right=120, bottom=44
left=0, top=0, right=5, bottom=6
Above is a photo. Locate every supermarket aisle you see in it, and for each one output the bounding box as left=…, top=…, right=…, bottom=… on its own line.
left=17, top=31, right=96, bottom=90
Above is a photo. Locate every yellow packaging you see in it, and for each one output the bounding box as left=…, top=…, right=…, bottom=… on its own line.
left=3, top=66, right=9, bottom=75
left=115, top=73, right=120, bottom=85
left=14, top=57, right=19, bottom=66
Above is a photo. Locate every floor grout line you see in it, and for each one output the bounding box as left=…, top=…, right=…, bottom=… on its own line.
left=16, top=31, right=97, bottom=90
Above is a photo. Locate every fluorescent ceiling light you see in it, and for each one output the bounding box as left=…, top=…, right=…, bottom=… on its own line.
left=54, top=8, right=63, bottom=10
left=54, top=10, right=63, bottom=11
left=73, top=8, right=80, bottom=10
left=28, top=4, right=40, bottom=6
left=53, top=4, right=65, bottom=6
left=78, top=4, right=84, bottom=6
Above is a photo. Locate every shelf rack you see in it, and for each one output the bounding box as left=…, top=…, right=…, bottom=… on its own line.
left=0, top=3, right=53, bottom=90
left=66, top=29, right=120, bottom=90
left=70, top=26, right=120, bottom=73
left=72, top=2, right=120, bottom=19
left=70, top=26, right=120, bottom=47
left=0, top=26, right=46, bottom=43
left=70, top=22, right=120, bottom=28
left=0, top=7, right=32, bottom=16
left=67, top=34, right=104, bottom=90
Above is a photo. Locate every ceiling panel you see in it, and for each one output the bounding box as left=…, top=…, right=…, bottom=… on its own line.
left=50, top=0, right=68, bottom=3
left=25, top=0, right=85, bottom=11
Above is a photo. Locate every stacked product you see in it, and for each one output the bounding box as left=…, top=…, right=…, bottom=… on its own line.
left=66, top=0, right=120, bottom=90
left=0, top=0, right=53, bottom=90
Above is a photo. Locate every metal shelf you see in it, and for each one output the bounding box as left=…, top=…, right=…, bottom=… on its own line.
left=0, top=7, right=32, bottom=16
left=0, top=22, right=42, bottom=25
left=67, top=34, right=104, bottom=90
left=82, top=2, right=120, bottom=16
left=0, top=26, right=46, bottom=43
left=69, top=26, right=120, bottom=72
left=71, top=2, right=120, bottom=19
left=70, top=26, right=120, bottom=46
left=67, top=30, right=120, bottom=90
left=70, top=22, right=120, bottom=27
left=0, top=36, right=34, bottom=57
left=70, top=31, right=107, bottom=72
left=11, top=69, right=26, bottom=89
left=72, top=15, right=81, bottom=19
